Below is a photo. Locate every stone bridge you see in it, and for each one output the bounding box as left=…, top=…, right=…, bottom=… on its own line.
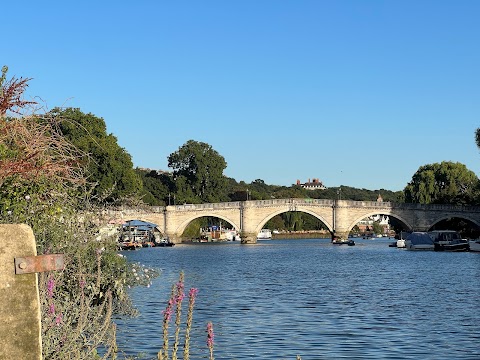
left=103, top=198, right=480, bottom=244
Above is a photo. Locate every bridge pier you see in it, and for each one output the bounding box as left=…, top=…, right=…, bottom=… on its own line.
left=332, top=231, right=350, bottom=241
left=163, top=232, right=182, bottom=244
left=240, top=232, right=257, bottom=244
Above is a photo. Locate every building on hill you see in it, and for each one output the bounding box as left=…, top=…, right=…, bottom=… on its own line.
left=296, top=178, right=327, bottom=190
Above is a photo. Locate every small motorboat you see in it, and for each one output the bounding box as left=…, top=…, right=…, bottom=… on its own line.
left=430, top=230, right=469, bottom=252
left=332, top=238, right=355, bottom=246
left=156, top=238, right=175, bottom=247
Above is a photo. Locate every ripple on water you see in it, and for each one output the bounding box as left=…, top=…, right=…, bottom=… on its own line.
left=116, top=239, right=480, bottom=359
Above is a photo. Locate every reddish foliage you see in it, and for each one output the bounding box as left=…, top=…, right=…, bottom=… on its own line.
left=0, top=67, right=85, bottom=186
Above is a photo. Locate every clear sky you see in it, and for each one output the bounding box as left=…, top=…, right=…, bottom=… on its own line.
left=4, top=1, right=480, bottom=191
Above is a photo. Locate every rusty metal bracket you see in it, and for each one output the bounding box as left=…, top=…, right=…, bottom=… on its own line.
left=14, top=254, right=65, bottom=274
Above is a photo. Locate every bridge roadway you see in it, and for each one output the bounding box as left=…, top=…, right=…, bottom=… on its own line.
left=103, top=198, right=480, bottom=244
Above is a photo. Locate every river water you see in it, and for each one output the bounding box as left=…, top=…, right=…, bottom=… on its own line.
left=115, top=238, right=480, bottom=359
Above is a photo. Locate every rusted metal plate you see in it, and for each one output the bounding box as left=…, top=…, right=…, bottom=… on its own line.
left=14, top=254, right=65, bottom=274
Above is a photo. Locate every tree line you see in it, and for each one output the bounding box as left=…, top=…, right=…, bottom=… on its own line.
left=41, top=108, right=480, bottom=208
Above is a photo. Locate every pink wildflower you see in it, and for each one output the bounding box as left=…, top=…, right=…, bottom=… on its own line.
left=189, top=288, right=198, bottom=298
left=47, top=277, right=55, bottom=298
left=206, top=321, right=215, bottom=360
left=49, top=303, right=55, bottom=315
left=55, top=313, right=63, bottom=325
left=162, top=298, right=175, bottom=322
left=175, top=281, right=185, bottom=303
left=206, top=322, right=214, bottom=348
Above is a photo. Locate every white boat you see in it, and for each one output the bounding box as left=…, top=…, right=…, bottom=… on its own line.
left=405, top=232, right=434, bottom=250
left=469, top=239, right=480, bottom=252
left=224, top=230, right=241, bottom=241
left=257, top=229, right=272, bottom=240
left=388, top=231, right=409, bottom=248
left=396, top=238, right=406, bottom=248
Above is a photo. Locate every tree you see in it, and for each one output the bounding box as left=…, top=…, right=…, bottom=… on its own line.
left=136, top=169, right=174, bottom=206
left=168, top=140, right=227, bottom=203
left=52, top=107, right=142, bottom=202
left=0, top=66, right=146, bottom=358
left=403, top=161, right=479, bottom=204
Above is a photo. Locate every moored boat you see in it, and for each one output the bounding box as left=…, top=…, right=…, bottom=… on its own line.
left=332, top=238, right=355, bottom=246
left=469, top=239, right=480, bottom=252
left=156, top=238, right=175, bottom=247
left=429, top=230, right=469, bottom=252
left=405, top=232, right=434, bottom=250
left=257, top=229, right=272, bottom=240
left=224, top=230, right=241, bottom=241
left=395, top=231, right=410, bottom=248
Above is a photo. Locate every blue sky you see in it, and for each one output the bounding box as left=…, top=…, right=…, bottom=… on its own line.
left=4, top=1, right=480, bottom=191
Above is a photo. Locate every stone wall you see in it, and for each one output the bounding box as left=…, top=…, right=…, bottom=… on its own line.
left=0, top=224, right=42, bottom=360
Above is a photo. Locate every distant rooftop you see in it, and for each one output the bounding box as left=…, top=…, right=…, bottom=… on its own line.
left=296, top=178, right=327, bottom=190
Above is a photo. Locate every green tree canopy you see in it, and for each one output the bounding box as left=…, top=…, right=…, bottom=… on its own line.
left=136, top=169, right=174, bottom=206
left=167, top=140, right=228, bottom=203
left=403, top=161, right=479, bottom=204
left=52, top=107, right=142, bottom=202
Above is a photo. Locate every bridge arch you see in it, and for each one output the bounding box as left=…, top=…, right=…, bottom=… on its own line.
left=174, top=213, right=240, bottom=241
left=428, top=214, right=480, bottom=230
left=255, top=208, right=333, bottom=235
left=347, top=210, right=414, bottom=235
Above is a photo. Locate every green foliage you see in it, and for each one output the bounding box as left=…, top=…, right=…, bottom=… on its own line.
left=372, top=221, right=383, bottom=235
left=266, top=215, right=286, bottom=230
left=403, top=161, right=479, bottom=204
left=168, top=140, right=228, bottom=203
left=0, top=71, right=154, bottom=357
left=0, top=171, right=157, bottom=358
left=136, top=169, right=173, bottom=206
left=52, top=107, right=142, bottom=203
left=182, top=218, right=207, bottom=239
left=265, top=212, right=327, bottom=232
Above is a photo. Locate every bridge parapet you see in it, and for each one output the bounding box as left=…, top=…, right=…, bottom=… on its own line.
left=249, top=198, right=334, bottom=207
left=169, top=202, right=242, bottom=211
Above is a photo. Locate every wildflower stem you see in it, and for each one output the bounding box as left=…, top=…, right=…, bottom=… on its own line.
left=183, top=287, right=198, bottom=360
left=172, top=271, right=184, bottom=360
left=207, top=322, right=214, bottom=360
left=158, top=283, right=176, bottom=360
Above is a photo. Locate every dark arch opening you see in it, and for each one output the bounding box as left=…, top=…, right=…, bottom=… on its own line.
left=429, top=217, right=480, bottom=239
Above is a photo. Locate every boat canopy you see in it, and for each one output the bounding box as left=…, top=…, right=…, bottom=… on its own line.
left=123, top=219, right=158, bottom=231
left=406, top=232, right=434, bottom=245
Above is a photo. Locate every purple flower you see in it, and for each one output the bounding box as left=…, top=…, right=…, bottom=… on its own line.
left=49, top=303, right=55, bottom=315
left=206, top=322, right=214, bottom=348
left=189, top=288, right=199, bottom=298
left=55, top=313, right=63, bottom=325
left=47, top=277, right=55, bottom=298
left=162, top=298, right=175, bottom=322
left=175, top=281, right=185, bottom=303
